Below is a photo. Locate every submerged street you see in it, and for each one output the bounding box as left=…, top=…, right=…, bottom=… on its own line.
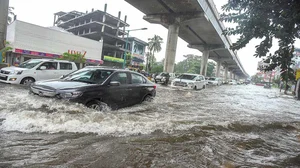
left=0, top=83, right=300, bottom=167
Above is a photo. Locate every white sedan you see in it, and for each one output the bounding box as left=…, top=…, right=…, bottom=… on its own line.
left=207, top=77, right=222, bottom=86
left=171, top=73, right=206, bottom=90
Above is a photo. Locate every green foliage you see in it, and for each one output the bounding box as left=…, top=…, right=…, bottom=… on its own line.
left=174, top=54, right=215, bottom=76
left=147, top=35, right=163, bottom=71
left=125, top=52, right=132, bottom=66
left=221, top=0, right=300, bottom=76
left=0, top=41, right=12, bottom=53
left=150, top=63, right=163, bottom=73
left=59, top=52, right=86, bottom=63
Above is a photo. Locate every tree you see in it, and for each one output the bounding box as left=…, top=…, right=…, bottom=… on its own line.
left=8, top=7, right=15, bottom=24
left=221, top=0, right=300, bottom=91
left=0, top=41, right=12, bottom=65
left=58, top=52, right=86, bottom=63
left=148, top=35, right=163, bottom=71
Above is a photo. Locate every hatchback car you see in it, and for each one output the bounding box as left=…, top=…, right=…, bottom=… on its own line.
left=29, top=67, right=156, bottom=111
left=0, top=59, right=77, bottom=85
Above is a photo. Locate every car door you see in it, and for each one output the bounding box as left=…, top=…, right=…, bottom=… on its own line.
left=129, top=72, right=147, bottom=105
left=35, top=62, right=59, bottom=81
left=105, top=72, right=130, bottom=109
left=198, top=76, right=205, bottom=88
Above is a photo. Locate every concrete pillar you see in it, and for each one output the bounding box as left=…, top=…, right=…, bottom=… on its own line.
left=216, top=60, right=221, bottom=77
left=163, top=23, right=179, bottom=73
left=0, top=0, right=9, bottom=50
left=229, top=71, right=233, bottom=79
left=224, top=65, right=228, bottom=81
left=233, top=73, right=236, bottom=80
left=53, top=14, right=57, bottom=26
left=200, top=50, right=209, bottom=76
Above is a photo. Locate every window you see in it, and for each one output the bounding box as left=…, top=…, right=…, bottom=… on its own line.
left=131, top=73, right=144, bottom=84
left=111, top=72, right=128, bottom=84
left=63, top=69, right=113, bottom=84
left=39, top=62, right=58, bottom=70
left=60, top=63, right=72, bottom=70
left=19, top=59, right=42, bottom=69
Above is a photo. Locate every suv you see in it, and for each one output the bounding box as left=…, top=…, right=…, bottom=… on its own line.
left=0, top=59, right=77, bottom=85
left=154, top=72, right=176, bottom=84
left=171, top=73, right=206, bottom=90
left=29, top=66, right=156, bottom=111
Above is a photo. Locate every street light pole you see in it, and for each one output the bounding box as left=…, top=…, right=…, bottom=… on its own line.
left=123, top=30, right=129, bottom=69
left=122, top=28, right=147, bottom=69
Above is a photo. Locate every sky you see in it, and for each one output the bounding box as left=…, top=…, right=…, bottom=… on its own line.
left=8, top=0, right=294, bottom=76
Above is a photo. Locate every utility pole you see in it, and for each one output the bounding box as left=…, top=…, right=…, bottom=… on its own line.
left=0, top=0, right=9, bottom=50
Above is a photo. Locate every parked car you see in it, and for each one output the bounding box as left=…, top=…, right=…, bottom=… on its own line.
left=171, top=73, right=206, bottom=90
left=29, top=67, right=156, bottom=111
left=0, top=59, right=77, bottom=85
left=154, top=72, right=176, bottom=84
left=228, top=80, right=237, bottom=85
left=207, top=77, right=222, bottom=86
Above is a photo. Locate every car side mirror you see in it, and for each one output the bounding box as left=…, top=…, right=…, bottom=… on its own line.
left=110, top=81, right=120, bottom=86
left=39, top=66, right=46, bottom=70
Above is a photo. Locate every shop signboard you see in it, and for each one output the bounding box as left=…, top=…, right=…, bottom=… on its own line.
left=104, top=55, right=124, bottom=63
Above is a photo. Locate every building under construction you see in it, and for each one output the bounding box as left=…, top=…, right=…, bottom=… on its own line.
left=53, top=4, right=131, bottom=67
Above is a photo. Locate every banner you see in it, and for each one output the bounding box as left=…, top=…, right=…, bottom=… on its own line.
left=104, top=56, right=124, bottom=63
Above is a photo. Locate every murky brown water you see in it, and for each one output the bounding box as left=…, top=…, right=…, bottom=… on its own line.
left=0, top=83, right=300, bottom=167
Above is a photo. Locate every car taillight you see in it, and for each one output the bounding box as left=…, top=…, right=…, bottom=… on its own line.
left=153, top=85, right=157, bottom=89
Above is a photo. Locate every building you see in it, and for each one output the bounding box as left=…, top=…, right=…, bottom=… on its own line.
left=53, top=5, right=133, bottom=67
left=127, top=37, right=147, bottom=66
left=292, top=48, right=300, bottom=70
left=3, top=20, right=103, bottom=67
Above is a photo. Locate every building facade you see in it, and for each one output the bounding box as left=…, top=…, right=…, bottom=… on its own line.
left=127, top=37, right=147, bottom=66
left=4, top=20, right=103, bottom=67
left=54, top=5, right=131, bottom=67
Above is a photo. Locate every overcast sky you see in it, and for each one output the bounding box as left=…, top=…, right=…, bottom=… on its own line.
left=9, top=0, right=294, bottom=76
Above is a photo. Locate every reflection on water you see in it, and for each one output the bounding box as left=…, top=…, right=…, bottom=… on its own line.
left=0, top=83, right=300, bottom=167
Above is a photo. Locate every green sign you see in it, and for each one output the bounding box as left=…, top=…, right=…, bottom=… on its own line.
left=104, top=56, right=124, bottom=63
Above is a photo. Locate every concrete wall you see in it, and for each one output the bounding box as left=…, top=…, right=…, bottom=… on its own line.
left=7, top=20, right=103, bottom=61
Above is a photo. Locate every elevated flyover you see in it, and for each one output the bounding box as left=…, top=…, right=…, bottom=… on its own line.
left=125, top=0, right=248, bottom=79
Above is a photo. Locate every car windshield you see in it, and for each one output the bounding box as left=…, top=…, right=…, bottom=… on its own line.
left=208, top=77, right=216, bottom=80
left=159, top=73, right=167, bottom=77
left=63, top=69, right=113, bottom=84
left=18, top=60, right=42, bottom=69
left=178, top=74, right=197, bottom=80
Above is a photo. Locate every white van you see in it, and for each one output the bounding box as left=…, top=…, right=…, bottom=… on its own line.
left=0, top=59, right=78, bottom=85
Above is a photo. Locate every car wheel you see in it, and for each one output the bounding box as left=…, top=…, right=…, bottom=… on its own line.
left=143, top=95, right=154, bottom=102
left=86, top=100, right=108, bottom=111
left=202, top=85, right=206, bottom=89
left=155, top=80, right=158, bottom=83
left=21, top=77, right=35, bottom=86
left=194, top=86, right=198, bottom=90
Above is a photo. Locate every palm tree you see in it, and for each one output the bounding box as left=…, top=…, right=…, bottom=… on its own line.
left=8, top=7, right=15, bottom=24
left=147, top=35, right=163, bottom=71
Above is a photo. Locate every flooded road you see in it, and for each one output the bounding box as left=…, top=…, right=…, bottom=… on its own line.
left=0, top=83, right=300, bottom=167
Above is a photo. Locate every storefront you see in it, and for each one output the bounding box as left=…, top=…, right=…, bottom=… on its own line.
left=4, top=20, right=103, bottom=67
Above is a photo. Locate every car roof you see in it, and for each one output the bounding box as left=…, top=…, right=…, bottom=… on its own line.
left=28, top=59, right=73, bottom=63
left=182, top=73, right=202, bottom=76
left=83, top=66, right=133, bottom=72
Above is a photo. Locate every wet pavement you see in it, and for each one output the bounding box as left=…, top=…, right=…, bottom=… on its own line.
left=0, top=83, right=300, bottom=167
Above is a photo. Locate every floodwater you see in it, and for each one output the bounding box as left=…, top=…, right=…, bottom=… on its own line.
left=0, top=83, right=300, bottom=167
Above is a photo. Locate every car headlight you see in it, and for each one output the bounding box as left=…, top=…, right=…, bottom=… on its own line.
left=60, top=91, right=82, bottom=99
left=12, top=70, right=23, bottom=75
